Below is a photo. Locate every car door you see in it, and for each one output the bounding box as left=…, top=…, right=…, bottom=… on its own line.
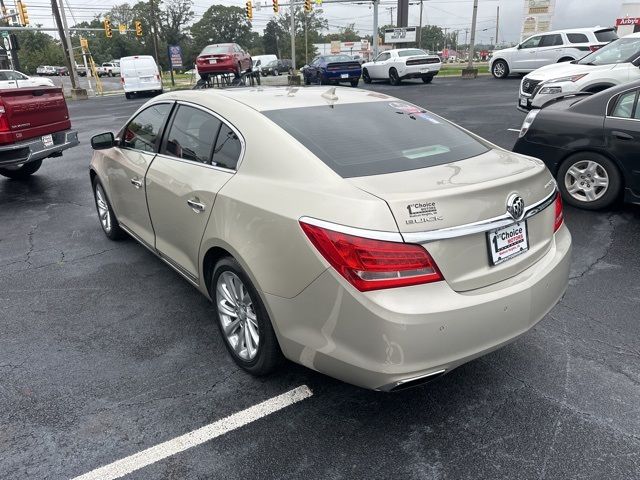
left=307, top=57, right=320, bottom=81
left=369, top=52, right=391, bottom=78
left=106, top=102, right=173, bottom=246
left=145, top=103, right=242, bottom=280
left=604, top=88, right=640, bottom=193
left=535, top=33, right=565, bottom=67
left=0, top=71, right=16, bottom=89
left=513, top=35, right=542, bottom=71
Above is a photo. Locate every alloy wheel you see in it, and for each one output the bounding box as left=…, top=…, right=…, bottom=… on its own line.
left=493, top=62, right=505, bottom=78
left=216, top=271, right=260, bottom=361
left=564, top=160, right=609, bottom=203
left=95, top=184, right=112, bottom=233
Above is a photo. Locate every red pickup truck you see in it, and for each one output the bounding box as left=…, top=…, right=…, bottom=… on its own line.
left=0, top=86, right=79, bottom=179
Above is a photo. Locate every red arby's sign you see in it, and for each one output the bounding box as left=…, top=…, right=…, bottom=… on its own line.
left=616, top=17, right=640, bottom=26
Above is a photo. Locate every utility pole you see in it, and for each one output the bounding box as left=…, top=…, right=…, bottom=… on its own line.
left=386, top=6, right=394, bottom=25
left=495, top=5, right=499, bottom=47
left=397, top=0, right=408, bottom=27
left=290, top=0, right=295, bottom=70
left=149, top=0, right=160, bottom=68
left=304, top=13, right=307, bottom=64
left=462, top=0, right=478, bottom=78
left=372, top=0, right=379, bottom=57
left=418, top=0, right=423, bottom=48
left=51, top=0, right=86, bottom=98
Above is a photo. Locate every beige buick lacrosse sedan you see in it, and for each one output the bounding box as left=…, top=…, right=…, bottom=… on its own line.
left=89, top=87, right=571, bottom=391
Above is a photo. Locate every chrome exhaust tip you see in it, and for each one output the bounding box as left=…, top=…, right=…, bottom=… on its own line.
left=378, top=369, right=447, bottom=392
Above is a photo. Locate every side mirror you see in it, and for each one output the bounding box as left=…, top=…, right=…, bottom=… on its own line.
left=517, top=44, right=522, bottom=49
left=91, top=132, right=115, bottom=150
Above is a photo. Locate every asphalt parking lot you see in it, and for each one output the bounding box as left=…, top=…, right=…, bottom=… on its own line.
left=1, top=76, right=639, bottom=480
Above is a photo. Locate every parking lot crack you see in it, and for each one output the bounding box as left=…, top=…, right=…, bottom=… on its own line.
left=569, top=213, right=615, bottom=281
left=24, top=223, right=39, bottom=268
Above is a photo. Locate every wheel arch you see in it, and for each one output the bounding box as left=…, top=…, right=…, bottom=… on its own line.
left=581, top=83, right=615, bottom=94
left=557, top=56, right=575, bottom=62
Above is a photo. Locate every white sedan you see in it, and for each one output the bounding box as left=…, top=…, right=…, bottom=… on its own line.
left=0, top=70, right=55, bottom=89
left=362, top=48, right=441, bottom=85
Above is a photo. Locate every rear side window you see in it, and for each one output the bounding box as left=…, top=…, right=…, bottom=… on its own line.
left=595, top=29, right=618, bottom=43
left=263, top=102, right=489, bottom=178
left=201, top=45, right=232, bottom=55
left=567, top=33, right=589, bottom=43
left=540, top=34, right=563, bottom=47
left=212, top=124, right=242, bottom=170
left=163, top=105, right=221, bottom=164
left=611, top=90, right=638, bottom=119
left=122, top=103, right=172, bottom=153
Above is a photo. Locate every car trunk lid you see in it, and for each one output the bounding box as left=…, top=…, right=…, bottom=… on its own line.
left=348, top=149, right=558, bottom=292
left=326, top=61, right=361, bottom=71
left=0, top=86, right=70, bottom=146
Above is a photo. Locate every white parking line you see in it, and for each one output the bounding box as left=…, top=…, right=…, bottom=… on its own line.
left=507, top=128, right=521, bottom=133
left=72, top=385, right=313, bottom=480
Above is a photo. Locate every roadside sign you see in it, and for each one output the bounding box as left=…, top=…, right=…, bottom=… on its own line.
left=119, top=24, right=126, bottom=35
left=168, top=45, right=183, bottom=69
left=330, top=40, right=340, bottom=53
left=384, top=27, right=417, bottom=43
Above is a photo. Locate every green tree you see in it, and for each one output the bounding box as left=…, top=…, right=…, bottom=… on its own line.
left=324, top=23, right=360, bottom=42
left=277, top=8, right=327, bottom=66
left=14, top=30, right=66, bottom=74
left=190, top=5, right=253, bottom=53
left=263, top=19, right=285, bottom=57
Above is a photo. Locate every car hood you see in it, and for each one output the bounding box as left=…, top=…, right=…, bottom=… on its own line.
left=492, top=46, right=518, bottom=57
left=526, top=62, right=616, bottom=80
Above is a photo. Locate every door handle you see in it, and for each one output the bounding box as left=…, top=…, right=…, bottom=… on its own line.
left=612, top=130, right=633, bottom=140
left=187, top=199, right=206, bottom=213
left=130, top=178, right=143, bottom=188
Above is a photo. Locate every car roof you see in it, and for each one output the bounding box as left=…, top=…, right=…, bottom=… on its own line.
left=169, top=86, right=394, bottom=112
left=535, top=26, right=615, bottom=35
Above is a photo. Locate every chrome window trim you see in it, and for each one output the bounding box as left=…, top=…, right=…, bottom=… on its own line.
left=300, top=188, right=557, bottom=245
left=299, top=216, right=404, bottom=243
left=403, top=188, right=558, bottom=244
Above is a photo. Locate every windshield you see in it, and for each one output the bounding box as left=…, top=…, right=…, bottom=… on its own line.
left=200, top=45, right=231, bottom=55
left=266, top=60, right=278, bottom=67
left=578, top=37, right=640, bottom=65
left=398, top=49, right=428, bottom=57
left=263, top=102, right=489, bottom=178
left=323, top=55, right=353, bottom=63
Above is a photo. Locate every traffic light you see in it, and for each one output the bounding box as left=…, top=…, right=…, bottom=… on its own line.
left=245, top=0, right=252, bottom=20
left=16, top=1, right=29, bottom=26
left=135, top=20, right=143, bottom=36
left=304, top=0, right=312, bottom=13
left=315, top=0, right=322, bottom=4
left=272, top=0, right=278, bottom=14
left=104, top=18, right=112, bottom=38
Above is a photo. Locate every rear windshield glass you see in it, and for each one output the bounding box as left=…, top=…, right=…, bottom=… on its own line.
left=263, top=102, right=489, bottom=178
left=200, top=45, right=231, bottom=55
left=398, top=49, right=428, bottom=57
left=578, top=37, right=640, bottom=65
left=323, top=55, right=353, bottom=63
left=595, top=29, right=618, bottom=42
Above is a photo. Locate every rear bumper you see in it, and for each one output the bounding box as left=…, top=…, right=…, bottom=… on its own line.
left=323, top=71, right=361, bottom=82
left=123, top=82, right=162, bottom=93
left=0, top=129, right=79, bottom=167
left=399, top=65, right=441, bottom=79
left=197, top=62, right=239, bottom=75
left=266, top=225, right=571, bottom=391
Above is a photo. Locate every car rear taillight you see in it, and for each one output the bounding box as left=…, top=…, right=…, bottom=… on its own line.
left=300, top=221, right=443, bottom=291
left=553, top=192, right=564, bottom=232
left=0, top=103, right=8, bottom=133
left=155, top=74, right=160, bottom=81
left=120, top=76, right=125, bottom=84
left=588, top=45, right=602, bottom=52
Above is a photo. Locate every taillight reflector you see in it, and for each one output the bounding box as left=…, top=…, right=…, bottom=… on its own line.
left=553, top=192, right=564, bottom=232
left=300, top=221, right=443, bottom=291
left=0, top=103, right=8, bottom=133
left=588, top=45, right=601, bottom=52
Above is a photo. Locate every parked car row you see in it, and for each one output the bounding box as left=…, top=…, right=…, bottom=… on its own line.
left=0, top=69, right=54, bottom=89
left=36, top=65, right=68, bottom=76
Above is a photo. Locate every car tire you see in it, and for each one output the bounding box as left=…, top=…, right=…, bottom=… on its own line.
left=491, top=59, right=509, bottom=79
left=0, top=160, right=43, bottom=180
left=350, top=79, right=359, bottom=87
left=362, top=69, right=371, bottom=84
left=92, top=177, right=127, bottom=240
left=421, top=75, right=433, bottom=84
left=389, top=68, right=401, bottom=86
left=557, top=152, right=622, bottom=210
left=211, top=257, right=283, bottom=376
left=274, top=69, right=279, bottom=76
left=125, top=92, right=132, bottom=99
left=304, top=74, right=310, bottom=85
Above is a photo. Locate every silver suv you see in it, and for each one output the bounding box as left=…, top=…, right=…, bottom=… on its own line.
left=490, top=27, right=618, bottom=79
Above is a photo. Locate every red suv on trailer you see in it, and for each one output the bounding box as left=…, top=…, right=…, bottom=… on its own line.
left=195, top=43, right=252, bottom=80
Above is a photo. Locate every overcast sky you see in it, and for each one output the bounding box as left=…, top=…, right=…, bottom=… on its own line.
left=28, top=0, right=626, bottom=45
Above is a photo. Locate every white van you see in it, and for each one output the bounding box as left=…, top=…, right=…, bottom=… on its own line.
left=119, top=55, right=163, bottom=99
left=251, top=54, right=277, bottom=74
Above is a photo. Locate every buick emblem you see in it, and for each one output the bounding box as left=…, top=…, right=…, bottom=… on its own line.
left=506, top=194, right=525, bottom=221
